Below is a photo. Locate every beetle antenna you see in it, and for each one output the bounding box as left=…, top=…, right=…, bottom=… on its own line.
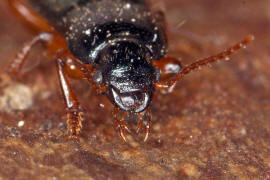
left=180, top=35, right=254, bottom=76
left=164, top=35, right=254, bottom=86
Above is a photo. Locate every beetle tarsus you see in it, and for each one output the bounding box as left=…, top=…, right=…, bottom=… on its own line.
left=115, top=120, right=131, bottom=142
left=66, top=108, right=84, bottom=137
left=143, top=109, right=151, bottom=142
left=136, top=117, right=144, bottom=134
left=113, top=108, right=132, bottom=142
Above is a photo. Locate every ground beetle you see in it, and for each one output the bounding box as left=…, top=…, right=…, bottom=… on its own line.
left=7, top=0, right=254, bottom=142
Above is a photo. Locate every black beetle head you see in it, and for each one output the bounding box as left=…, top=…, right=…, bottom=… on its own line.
left=98, top=41, right=158, bottom=112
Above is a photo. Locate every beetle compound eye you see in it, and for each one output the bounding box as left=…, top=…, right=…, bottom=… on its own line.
left=93, top=70, right=103, bottom=85
left=154, top=67, right=161, bottom=82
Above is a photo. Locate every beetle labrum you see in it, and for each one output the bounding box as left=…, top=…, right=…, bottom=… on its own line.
left=6, top=0, right=254, bottom=142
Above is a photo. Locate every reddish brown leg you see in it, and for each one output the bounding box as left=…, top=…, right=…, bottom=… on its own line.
left=55, top=50, right=107, bottom=94
left=56, top=50, right=109, bottom=138
left=136, top=112, right=144, bottom=133
left=135, top=109, right=152, bottom=142
left=7, top=0, right=67, bottom=76
left=155, top=35, right=255, bottom=90
left=8, top=0, right=53, bottom=32
left=112, top=108, right=151, bottom=142
left=8, top=0, right=101, bottom=139
left=112, top=108, right=131, bottom=142
left=7, top=32, right=53, bottom=78
left=144, top=109, right=151, bottom=142
left=56, top=57, right=85, bottom=138
left=6, top=30, right=100, bottom=139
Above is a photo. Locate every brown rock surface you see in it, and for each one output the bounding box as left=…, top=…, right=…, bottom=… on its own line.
left=0, top=0, right=270, bottom=179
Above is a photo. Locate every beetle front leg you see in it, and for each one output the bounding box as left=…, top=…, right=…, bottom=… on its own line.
left=56, top=58, right=84, bottom=138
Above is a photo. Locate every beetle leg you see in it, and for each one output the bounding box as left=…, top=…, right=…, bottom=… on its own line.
left=56, top=50, right=107, bottom=94
left=8, top=0, right=53, bottom=32
left=136, top=109, right=152, bottom=142
left=112, top=108, right=131, bottom=142
left=56, top=58, right=84, bottom=138
left=136, top=112, right=144, bottom=134
left=144, top=109, right=152, bottom=142
left=56, top=50, right=108, bottom=138
left=7, top=32, right=53, bottom=78
left=154, top=35, right=254, bottom=89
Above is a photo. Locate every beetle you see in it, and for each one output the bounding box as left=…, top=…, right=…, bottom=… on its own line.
left=6, top=0, right=254, bottom=142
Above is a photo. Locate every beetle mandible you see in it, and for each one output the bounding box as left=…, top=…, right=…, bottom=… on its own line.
left=6, top=0, right=254, bottom=142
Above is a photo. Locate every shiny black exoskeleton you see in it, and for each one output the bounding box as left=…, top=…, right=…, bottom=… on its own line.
left=28, top=0, right=167, bottom=112
left=100, top=41, right=157, bottom=112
